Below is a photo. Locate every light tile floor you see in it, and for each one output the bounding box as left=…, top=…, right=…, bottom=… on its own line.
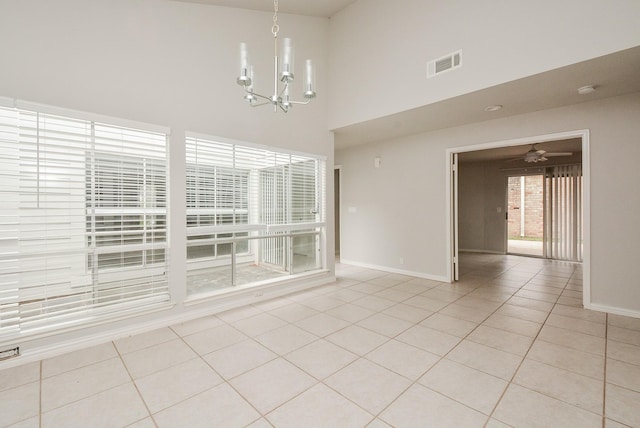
left=2, top=253, right=640, bottom=427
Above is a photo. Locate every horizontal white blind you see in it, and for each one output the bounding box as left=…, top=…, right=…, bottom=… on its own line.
left=185, top=135, right=325, bottom=267
left=0, top=105, right=169, bottom=340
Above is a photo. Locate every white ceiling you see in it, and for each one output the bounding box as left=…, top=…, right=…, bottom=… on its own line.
left=171, top=0, right=357, bottom=17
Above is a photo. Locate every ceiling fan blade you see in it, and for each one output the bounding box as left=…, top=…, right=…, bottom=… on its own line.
left=535, top=149, right=546, bottom=155
left=545, top=152, right=573, bottom=157
left=505, top=157, right=525, bottom=162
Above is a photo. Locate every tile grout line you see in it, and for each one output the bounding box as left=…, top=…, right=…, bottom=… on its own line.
left=39, top=360, right=43, bottom=428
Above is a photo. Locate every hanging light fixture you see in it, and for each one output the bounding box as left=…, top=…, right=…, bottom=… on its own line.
left=237, top=0, right=316, bottom=113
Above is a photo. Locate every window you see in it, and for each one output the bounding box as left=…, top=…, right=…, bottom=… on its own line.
left=186, top=135, right=325, bottom=295
left=0, top=103, right=169, bottom=340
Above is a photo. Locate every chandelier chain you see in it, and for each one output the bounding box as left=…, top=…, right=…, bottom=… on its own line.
left=272, top=0, right=279, bottom=38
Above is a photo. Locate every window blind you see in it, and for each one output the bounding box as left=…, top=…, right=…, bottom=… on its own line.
left=185, top=134, right=325, bottom=281
left=0, top=105, right=169, bottom=341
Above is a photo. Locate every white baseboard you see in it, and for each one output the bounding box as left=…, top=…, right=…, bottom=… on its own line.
left=339, top=259, right=448, bottom=282
left=0, top=272, right=335, bottom=371
left=584, top=302, right=640, bottom=319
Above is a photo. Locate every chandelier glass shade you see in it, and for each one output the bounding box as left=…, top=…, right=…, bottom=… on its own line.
left=237, top=0, right=316, bottom=112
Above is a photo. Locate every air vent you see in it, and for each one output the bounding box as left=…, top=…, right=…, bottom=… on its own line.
left=427, top=50, right=462, bottom=78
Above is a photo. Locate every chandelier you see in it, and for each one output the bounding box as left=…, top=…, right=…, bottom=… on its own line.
left=237, top=0, right=316, bottom=112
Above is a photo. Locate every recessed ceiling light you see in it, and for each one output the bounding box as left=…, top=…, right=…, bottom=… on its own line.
left=577, top=85, right=596, bottom=95
left=484, top=105, right=503, bottom=112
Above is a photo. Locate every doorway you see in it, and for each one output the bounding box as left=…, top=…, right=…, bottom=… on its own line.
left=506, top=174, right=544, bottom=257
left=446, top=130, right=590, bottom=304
left=334, top=166, right=341, bottom=261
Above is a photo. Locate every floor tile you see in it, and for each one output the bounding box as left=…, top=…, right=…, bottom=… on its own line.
left=438, top=303, right=494, bottom=323
left=552, top=304, right=606, bottom=323
left=114, top=327, right=178, bottom=355
left=153, top=383, right=260, bottom=428
left=419, top=359, right=507, bottom=415
left=203, top=339, right=277, bottom=380
left=135, top=358, right=223, bottom=413
left=269, top=302, right=320, bottom=323
left=352, top=295, right=396, bottom=312
left=216, top=305, right=263, bottom=323
left=357, top=312, right=413, bottom=337
left=42, top=383, right=148, bottom=428
left=482, top=313, right=542, bottom=338
left=266, top=383, right=373, bottom=427
left=284, top=339, right=358, bottom=380
left=396, top=325, right=461, bottom=356
left=7, top=416, right=39, bottom=428
left=446, top=340, right=523, bottom=381
left=513, top=359, right=603, bottom=414
left=0, top=362, right=39, bottom=393
left=300, top=295, right=345, bottom=312
left=495, top=304, right=549, bottom=323
left=402, top=295, right=449, bottom=312
left=419, top=313, right=478, bottom=338
left=182, top=324, right=247, bottom=355
left=297, top=312, right=350, bottom=337
left=527, top=340, right=604, bottom=380
left=466, top=325, right=533, bottom=356
left=325, top=358, right=411, bottom=414
left=608, top=325, right=640, bottom=347
left=326, top=325, right=388, bottom=356
left=230, top=358, right=316, bottom=414
left=0, top=382, right=39, bottom=427
left=382, top=303, right=432, bottom=323
left=325, top=288, right=368, bottom=303
left=231, top=312, right=288, bottom=337
left=545, top=313, right=606, bottom=337
left=537, top=324, right=605, bottom=356
left=41, top=357, right=130, bottom=412
left=379, top=384, right=487, bottom=427
left=255, top=324, right=318, bottom=355
left=606, top=358, right=640, bottom=392
left=365, top=339, right=440, bottom=380
left=608, top=314, right=640, bottom=331
left=326, top=303, right=376, bottom=323
left=120, top=338, right=198, bottom=379
left=374, top=288, right=415, bottom=303
left=126, top=417, right=157, bottom=428
left=42, top=342, right=118, bottom=378
left=507, top=296, right=554, bottom=313
left=607, top=340, right=640, bottom=366
left=605, top=383, right=640, bottom=427
left=169, top=315, right=224, bottom=337
left=493, top=384, right=601, bottom=428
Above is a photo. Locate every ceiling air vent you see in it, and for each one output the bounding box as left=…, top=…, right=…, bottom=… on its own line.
left=427, top=50, right=462, bottom=78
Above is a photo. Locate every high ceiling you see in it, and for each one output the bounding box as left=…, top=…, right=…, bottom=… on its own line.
left=333, top=46, right=640, bottom=149
left=171, top=0, right=357, bottom=17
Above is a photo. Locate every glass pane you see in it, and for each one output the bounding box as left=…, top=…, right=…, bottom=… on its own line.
left=291, top=233, right=321, bottom=274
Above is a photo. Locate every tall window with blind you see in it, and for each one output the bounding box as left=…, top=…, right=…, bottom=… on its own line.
left=186, top=134, right=325, bottom=295
left=0, top=104, right=170, bottom=341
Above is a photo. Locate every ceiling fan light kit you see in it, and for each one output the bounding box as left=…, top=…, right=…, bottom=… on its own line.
left=508, top=144, right=573, bottom=163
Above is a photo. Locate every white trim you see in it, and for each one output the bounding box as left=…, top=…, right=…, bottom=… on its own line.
left=340, top=259, right=448, bottom=282
left=446, top=130, right=590, bottom=303
left=0, top=272, right=336, bottom=371
left=586, top=302, right=640, bottom=319
left=334, top=165, right=343, bottom=258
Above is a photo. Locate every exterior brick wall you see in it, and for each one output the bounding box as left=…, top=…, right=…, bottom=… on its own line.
left=507, top=175, right=544, bottom=239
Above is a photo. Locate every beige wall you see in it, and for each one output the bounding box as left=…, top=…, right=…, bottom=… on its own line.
left=336, top=92, right=640, bottom=315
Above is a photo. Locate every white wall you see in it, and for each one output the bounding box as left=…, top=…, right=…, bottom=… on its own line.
left=328, top=0, right=640, bottom=129
left=335, top=92, right=640, bottom=315
left=0, top=0, right=334, bottom=361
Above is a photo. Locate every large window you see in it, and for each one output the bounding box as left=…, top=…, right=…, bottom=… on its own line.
left=186, top=135, right=325, bottom=295
left=0, top=103, right=169, bottom=340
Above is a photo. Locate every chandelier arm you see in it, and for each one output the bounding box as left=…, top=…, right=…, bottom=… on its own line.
left=250, top=100, right=272, bottom=108
left=246, top=90, right=272, bottom=102
left=288, top=99, right=312, bottom=105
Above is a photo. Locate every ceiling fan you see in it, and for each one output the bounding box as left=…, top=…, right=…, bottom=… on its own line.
left=507, top=144, right=573, bottom=163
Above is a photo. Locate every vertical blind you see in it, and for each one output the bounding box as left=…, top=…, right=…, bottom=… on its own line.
left=545, top=164, right=583, bottom=261
left=0, top=104, right=169, bottom=340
